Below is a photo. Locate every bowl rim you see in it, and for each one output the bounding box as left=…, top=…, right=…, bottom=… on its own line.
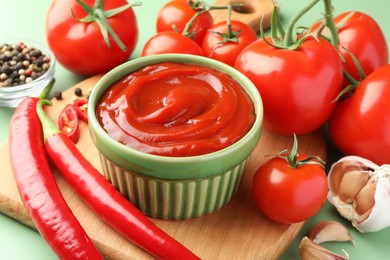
left=88, top=54, right=263, bottom=173
left=0, top=38, right=56, bottom=93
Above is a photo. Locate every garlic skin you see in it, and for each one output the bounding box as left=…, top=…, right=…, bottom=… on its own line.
left=328, top=155, right=390, bottom=232
left=309, top=220, right=354, bottom=245
left=299, top=236, right=348, bottom=260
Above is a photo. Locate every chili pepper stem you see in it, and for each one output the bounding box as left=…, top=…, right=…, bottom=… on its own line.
left=37, top=78, right=55, bottom=100
left=36, top=100, right=61, bottom=142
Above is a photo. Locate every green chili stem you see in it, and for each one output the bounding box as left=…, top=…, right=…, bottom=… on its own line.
left=37, top=79, right=55, bottom=100
left=36, top=100, right=61, bottom=142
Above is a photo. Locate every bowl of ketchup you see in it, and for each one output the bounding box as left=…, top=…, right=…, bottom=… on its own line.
left=88, top=54, right=263, bottom=219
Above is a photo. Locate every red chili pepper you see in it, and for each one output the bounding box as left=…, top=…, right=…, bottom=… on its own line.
left=37, top=100, right=200, bottom=260
left=8, top=80, right=103, bottom=260
left=58, top=104, right=80, bottom=143
left=73, top=98, right=89, bottom=123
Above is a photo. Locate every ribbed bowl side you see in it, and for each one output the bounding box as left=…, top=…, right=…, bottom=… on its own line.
left=98, top=153, right=249, bottom=219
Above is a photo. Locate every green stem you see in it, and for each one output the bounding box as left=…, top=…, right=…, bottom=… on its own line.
left=36, top=100, right=61, bottom=143
left=72, top=0, right=141, bottom=51
left=182, top=10, right=205, bottom=36
left=284, top=0, right=321, bottom=46
left=343, top=70, right=360, bottom=86
left=37, top=79, right=55, bottom=100
left=272, top=134, right=325, bottom=169
left=322, top=0, right=339, bottom=47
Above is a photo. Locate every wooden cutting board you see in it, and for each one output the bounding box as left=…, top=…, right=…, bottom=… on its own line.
left=0, top=75, right=326, bottom=259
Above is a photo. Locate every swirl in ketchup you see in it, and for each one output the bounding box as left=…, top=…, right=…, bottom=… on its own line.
left=97, top=62, right=255, bottom=157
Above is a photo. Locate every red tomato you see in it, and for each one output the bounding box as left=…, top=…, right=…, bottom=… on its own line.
left=141, top=31, right=204, bottom=56
left=314, top=11, right=388, bottom=84
left=156, top=0, right=213, bottom=45
left=252, top=154, right=328, bottom=224
left=58, top=104, right=80, bottom=143
left=234, top=36, right=343, bottom=135
left=46, top=0, right=138, bottom=76
left=202, top=20, right=258, bottom=66
left=329, top=64, right=390, bottom=165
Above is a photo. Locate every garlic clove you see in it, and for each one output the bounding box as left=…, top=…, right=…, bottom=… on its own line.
left=337, top=170, right=371, bottom=203
left=328, top=156, right=390, bottom=233
left=328, top=157, right=375, bottom=197
left=353, top=179, right=376, bottom=217
left=299, top=236, right=349, bottom=260
left=308, top=220, right=355, bottom=246
left=355, top=167, right=390, bottom=232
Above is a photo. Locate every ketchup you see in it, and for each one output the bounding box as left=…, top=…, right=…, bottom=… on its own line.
left=97, top=62, right=255, bottom=157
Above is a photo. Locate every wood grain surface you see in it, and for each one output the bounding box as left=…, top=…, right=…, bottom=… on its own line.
left=0, top=75, right=326, bottom=259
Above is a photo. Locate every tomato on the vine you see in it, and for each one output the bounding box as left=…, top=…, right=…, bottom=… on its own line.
left=252, top=136, right=328, bottom=224
left=46, top=0, right=139, bottom=76
left=329, top=64, right=390, bottom=166
left=234, top=36, right=343, bottom=135
left=156, top=0, right=213, bottom=45
left=202, top=20, right=258, bottom=67
left=141, top=31, right=204, bottom=56
left=313, top=11, right=388, bottom=84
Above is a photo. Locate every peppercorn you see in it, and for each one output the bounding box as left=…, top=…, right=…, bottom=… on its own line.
left=74, top=87, right=83, bottom=97
left=54, top=91, right=63, bottom=100
left=0, top=42, right=51, bottom=87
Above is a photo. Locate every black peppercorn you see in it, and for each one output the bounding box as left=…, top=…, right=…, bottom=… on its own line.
left=0, top=42, right=51, bottom=87
left=54, top=91, right=63, bottom=100
left=74, top=87, right=83, bottom=97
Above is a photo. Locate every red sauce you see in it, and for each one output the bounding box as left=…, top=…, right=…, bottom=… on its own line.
left=97, top=62, right=255, bottom=157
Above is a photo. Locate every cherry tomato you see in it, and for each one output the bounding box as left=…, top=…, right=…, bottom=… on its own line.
left=58, top=104, right=80, bottom=143
left=252, top=143, right=328, bottom=224
left=329, top=64, right=390, bottom=165
left=46, top=0, right=138, bottom=76
left=234, top=36, right=343, bottom=135
left=202, top=20, right=258, bottom=67
left=314, top=11, right=388, bottom=85
left=141, top=31, right=204, bottom=56
left=156, top=0, right=213, bottom=45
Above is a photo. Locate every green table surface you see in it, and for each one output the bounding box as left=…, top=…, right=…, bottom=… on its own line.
left=1, top=0, right=389, bottom=259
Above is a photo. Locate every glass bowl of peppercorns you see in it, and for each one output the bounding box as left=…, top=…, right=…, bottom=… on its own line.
left=0, top=39, right=55, bottom=107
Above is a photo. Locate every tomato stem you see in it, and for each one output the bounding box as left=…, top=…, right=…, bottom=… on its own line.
left=283, top=0, right=321, bottom=46
left=272, top=134, right=325, bottom=169
left=207, top=5, right=241, bottom=47
left=321, top=0, right=340, bottom=47
left=72, top=0, right=141, bottom=51
left=181, top=2, right=237, bottom=39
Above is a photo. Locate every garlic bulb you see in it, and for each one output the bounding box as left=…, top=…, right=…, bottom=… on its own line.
left=328, top=155, right=390, bottom=232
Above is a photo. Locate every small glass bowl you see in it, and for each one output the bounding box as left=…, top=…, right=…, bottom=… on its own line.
left=0, top=39, right=56, bottom=107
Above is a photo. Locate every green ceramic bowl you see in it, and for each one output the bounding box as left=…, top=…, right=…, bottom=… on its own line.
left=88, top=54, right=263, bottom=219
